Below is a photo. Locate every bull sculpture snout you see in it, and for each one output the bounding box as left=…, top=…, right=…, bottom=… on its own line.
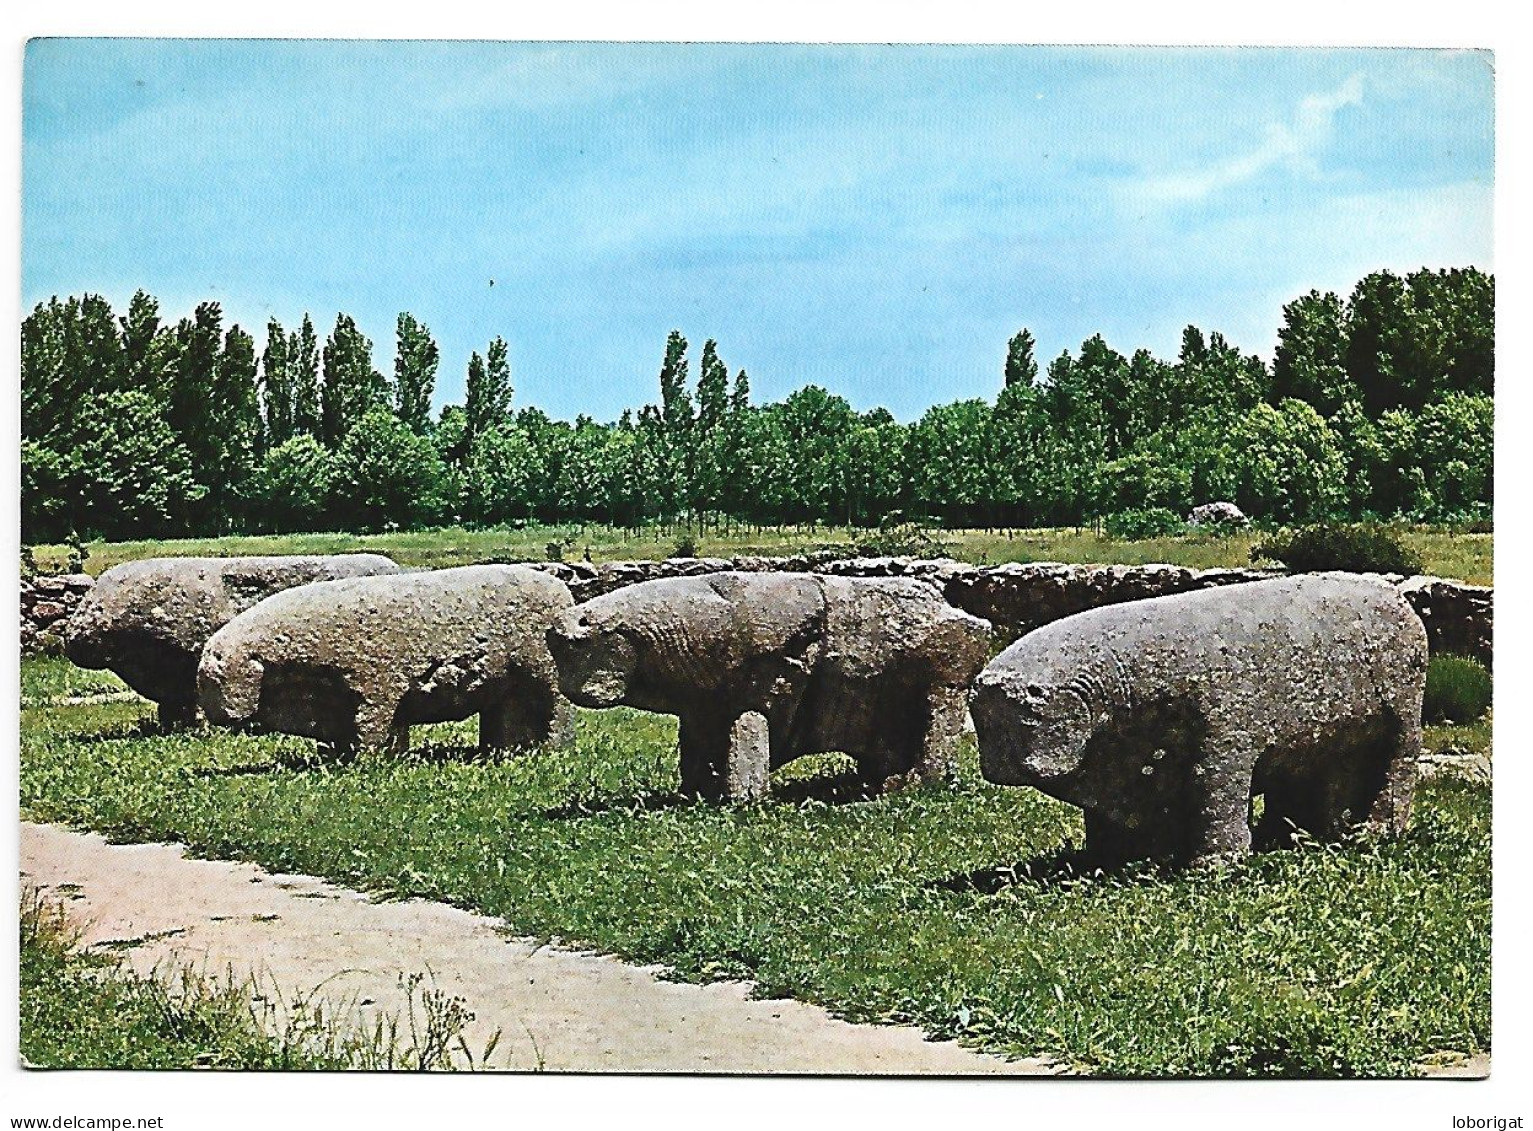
left=197, top=648, right=264, bottom=727
left=972, top=679, right=1091, bottom=785
left=547, top=610, right=636, bottom=709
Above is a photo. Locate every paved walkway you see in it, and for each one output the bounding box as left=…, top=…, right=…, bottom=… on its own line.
left=21, top=820, right=1058, bottom=1075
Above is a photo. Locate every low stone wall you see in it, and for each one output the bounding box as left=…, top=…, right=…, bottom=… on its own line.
left=1396, top=575, right=1494, bottom=669
left=534, top=555, right=1494, bottom=667
left=20, top=573, right=95, bottom=656
left=23, top=555, right=1491, bottom=669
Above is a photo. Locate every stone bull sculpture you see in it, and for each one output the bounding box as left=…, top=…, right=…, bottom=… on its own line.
left=198, top=565, right=574, bottom=756
left=547, top=571, right=992, bottom=801
left=65, top=554, right=402, bottom=726
left=971, top=574, right=1427, bottom=868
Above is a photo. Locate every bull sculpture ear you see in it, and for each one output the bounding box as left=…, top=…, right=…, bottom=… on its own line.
left=1023, top=688, right=1092, bottom=779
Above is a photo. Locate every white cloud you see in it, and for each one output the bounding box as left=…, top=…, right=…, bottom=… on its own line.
left=1130, top=73, right=1365, bottom=206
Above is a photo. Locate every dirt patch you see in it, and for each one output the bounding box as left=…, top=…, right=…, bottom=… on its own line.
left=20, top=820, right=1060, bottom=1075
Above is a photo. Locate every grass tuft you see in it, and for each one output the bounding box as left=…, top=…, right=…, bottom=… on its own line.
left=1423, top=654, right=1492, bottom=725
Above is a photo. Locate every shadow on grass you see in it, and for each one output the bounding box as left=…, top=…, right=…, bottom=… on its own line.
left=933, top=842, right=1173, bottom=893
left=771, top=768, right=879, bottom=806
left=191, top=761, right=284, bottom=779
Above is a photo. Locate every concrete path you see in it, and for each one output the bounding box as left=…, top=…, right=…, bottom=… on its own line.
left=21, top=820, right=1059, bottom=1075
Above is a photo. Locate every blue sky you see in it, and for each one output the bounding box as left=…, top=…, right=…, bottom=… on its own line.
left=22, top=41, right=1493, bottom=423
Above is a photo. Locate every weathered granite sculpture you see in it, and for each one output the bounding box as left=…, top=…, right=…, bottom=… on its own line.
left=548, top=571, right=992, bottom=801
left=199, top=565, right=575, bottom=756
left=65, top=555, right=402, bottom=726
left=971, top=573, right=1427, bottom=867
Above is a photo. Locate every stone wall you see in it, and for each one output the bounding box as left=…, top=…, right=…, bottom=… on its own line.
left=22, top=555, right=1492, bottom=669
left=20, top=573, right=95, bottom=656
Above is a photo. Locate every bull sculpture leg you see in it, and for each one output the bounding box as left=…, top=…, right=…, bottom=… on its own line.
left=915, top=685, right=968, bottom=783
left=158, top=699, right=199, bottom=730
left=1364, top=706, right=1420, bottom=837
left=1255, top=710, right=1418, bottom=848
left=481, top=690, right=575, bottom=754
left=855, top=684, right=968, bottom=796
left=320, top=689, right=409, bottom=759
left=1080, top=741, right=1255, bottom=867
left=1190, top=751, right=1256, bottom=866
left=679, top=708, right=771, bottom=803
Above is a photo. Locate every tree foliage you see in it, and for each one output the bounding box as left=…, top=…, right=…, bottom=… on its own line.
left=19, top=265, right=1493, bottom=542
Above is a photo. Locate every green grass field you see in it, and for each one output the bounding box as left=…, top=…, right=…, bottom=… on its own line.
left=28, top=522, right=1492, bottom=586
left=20, top=655, right=1490, bottom=1077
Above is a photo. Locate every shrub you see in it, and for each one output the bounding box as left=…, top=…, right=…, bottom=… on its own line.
left=1423, top=655, right=1492, bottom=724
left=670, top=532, right=700, bottom=559
left=853, top=511, right=950, bottom=558
left=66, top=534, right=90, bottom=575
left=1441, top=506, right=1493, bottom=535
left=1250, top=523, right=1423, bottom=576
left=1105, top=507, right=1185, bottom=541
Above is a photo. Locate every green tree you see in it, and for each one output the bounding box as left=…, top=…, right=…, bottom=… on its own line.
left=321, top=314, right=386, bottom=447
left=251, top=434, right=335, bottom=533
left=21, top=439, right=76, bottom=543
left=330, top=408, right=450, bottom=532
left=21, top=298, right=74, bottom=443
left=556, top=417, right=618, bottom=522
left=654, top=331, right=693, bottom=518
left=1034, top=347, right=1110, bottom=523
left=1101, top=444, right=1195, bottom=516
left=906, top=399, right=994, bottom=526
left=291, top=315, right=322, bottom=438
left=462, top=336, right=514, bottom=455
left=260, top=318, right=294, bottom=448
left=1272, top=290, right=1353, bottom=415
left=22, top=295, right=129, bottom=450
left=1326, top=399, right=1384, bottom=514
left=464, top=422, right=540, bottom=525
left=692, top=339, right=730, bottom=522
left=845, top=409, right=908, bottom=526
left=72, top=391, right=204, bottom=539
left=162, top=302, right=224, bottom=527
left=393, top=313, right=440, bottom=435
left=717, top=369, right=760, bottom=524
left=1413, top=392, right=1493, bottom=516
left=165, top=303, right=223, bottom=464
left=1004, top=329, right=1038, bottom=389
left=119, top=290, right=169, bottom=398
left=1228, top=400, right=1347, bottom=522
left=775, top=385, right=857, bottom=525
left=208, top=323, right=263, bottom=526
left=1344, top=270, right=1412, bottom=414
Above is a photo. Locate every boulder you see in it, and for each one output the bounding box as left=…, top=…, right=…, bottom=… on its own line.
left=1187, top=501, right=1249, bottom=528
left=972, top=573, right=1427, bottom=868
left=65, top=555, right=402, bottom=726
left=31, top=600, right=68, bottom=623
left=199, top=565, right=574, bottom=756
left=548, top=571, right=992, bottom=801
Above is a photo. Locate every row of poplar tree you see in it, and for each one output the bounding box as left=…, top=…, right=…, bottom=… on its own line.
left=20, top=266, right=1492, bottom=542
